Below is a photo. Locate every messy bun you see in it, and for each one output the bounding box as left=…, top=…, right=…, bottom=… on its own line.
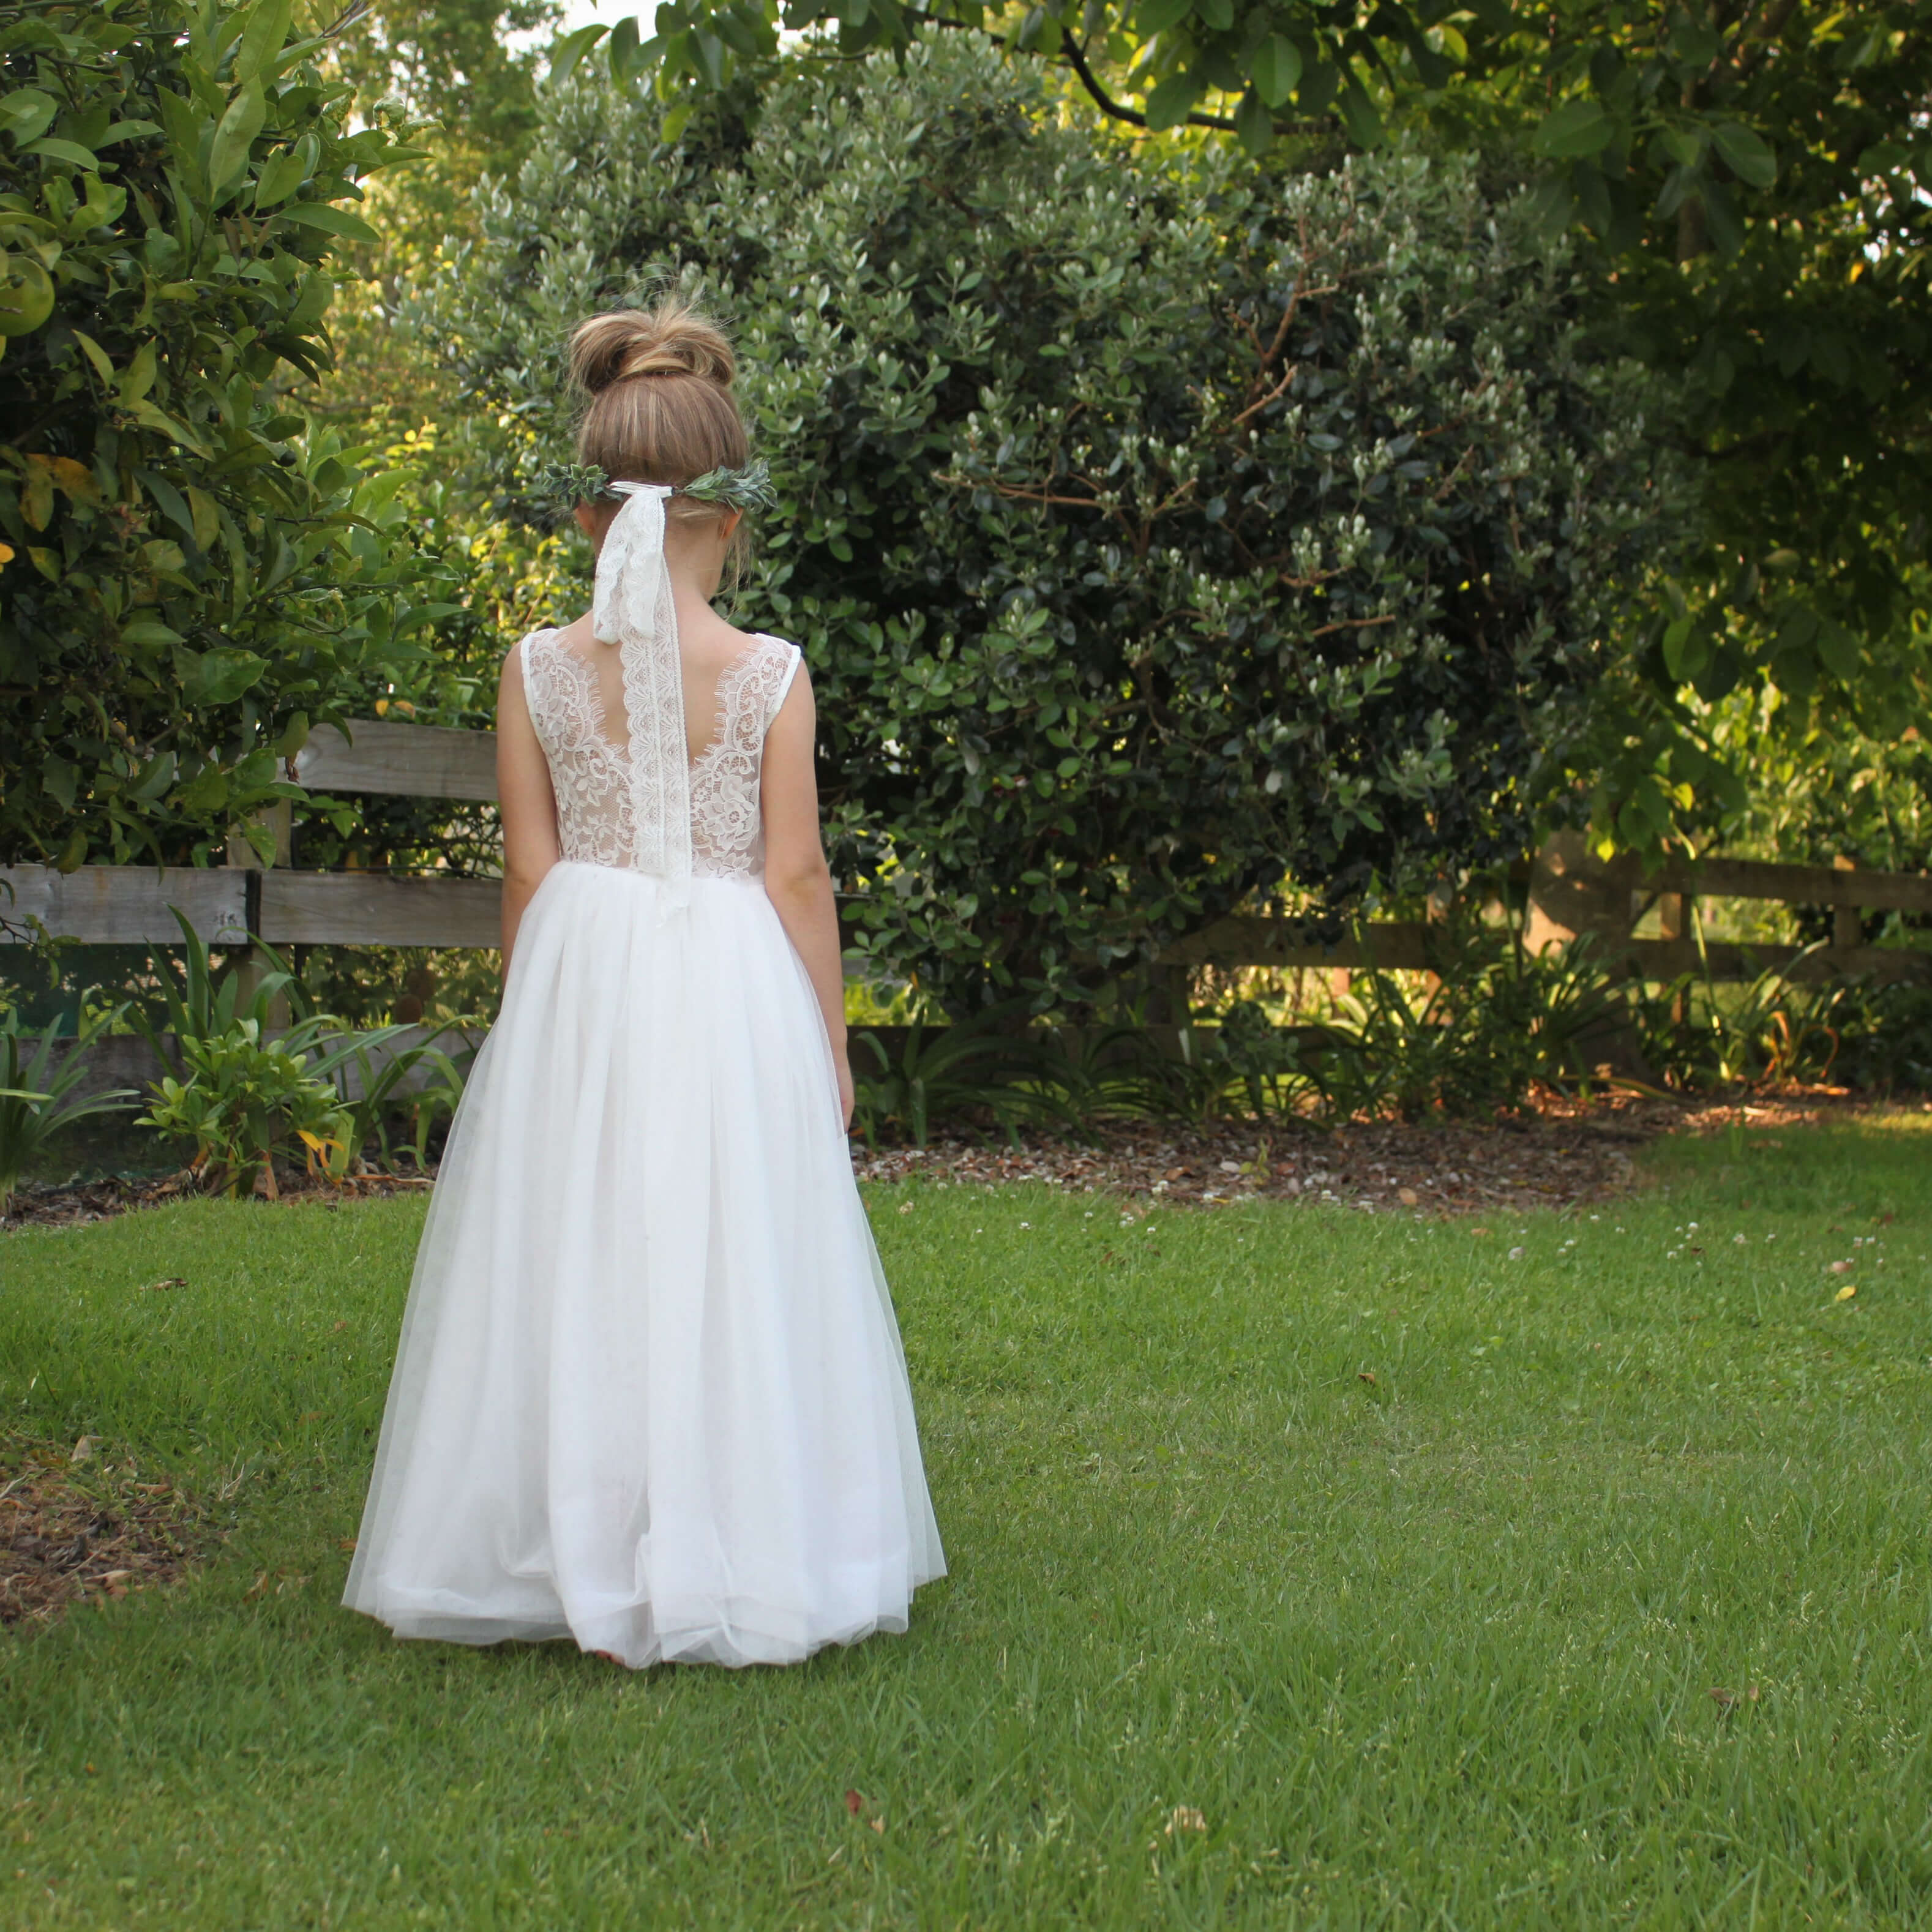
left=567, top=297, right=748, bottom=509
left=568, top=301, right=738, bottom=394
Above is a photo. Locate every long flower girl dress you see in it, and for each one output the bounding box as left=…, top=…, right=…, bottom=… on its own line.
left=344, top=483, right=945, bottom=1667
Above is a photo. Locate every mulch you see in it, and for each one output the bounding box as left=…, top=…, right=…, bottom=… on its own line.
left=0, top=1436, right=213, bottom=1630
left=1, top=1166, right=433, bottom=1232
left=851, top=1089, right=1906, bottom=1215
left=2, top=1091, right=1908, bottom=1235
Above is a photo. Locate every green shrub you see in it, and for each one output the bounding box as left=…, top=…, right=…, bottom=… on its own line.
left=0, top=0, right=441, bottom=867
left=403, top=38, right=1688, bottom=1013
left=138, top=1015, right=346, bottom=1196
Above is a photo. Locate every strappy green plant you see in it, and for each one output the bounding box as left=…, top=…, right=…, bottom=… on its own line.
left=0, top=1004, right=138, bottom=1215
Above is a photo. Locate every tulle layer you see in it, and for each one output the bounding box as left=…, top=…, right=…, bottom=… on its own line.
left=343, top=863, right=945, bottom=1667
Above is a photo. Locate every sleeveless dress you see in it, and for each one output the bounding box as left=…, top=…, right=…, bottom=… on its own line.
left=342, top=618, right=946, bottom=1668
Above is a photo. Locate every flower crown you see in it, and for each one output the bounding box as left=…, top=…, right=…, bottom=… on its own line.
left=531, top=458, right=774, bottom=522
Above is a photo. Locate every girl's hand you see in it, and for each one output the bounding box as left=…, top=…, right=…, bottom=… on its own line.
left=836, top=1048, right=855, bottom=1131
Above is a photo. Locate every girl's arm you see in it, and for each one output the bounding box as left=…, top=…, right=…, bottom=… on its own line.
left=496, top=645, right=561, bottom=979
left=760, top=666, right=852, bottom=1126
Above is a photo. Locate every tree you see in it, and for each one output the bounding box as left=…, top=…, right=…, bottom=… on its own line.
left=545, top=2, right=1932, bottom=854
left=0, top=0, right=443, bottom=868
left=405, top=42, right=1685, bottom=1009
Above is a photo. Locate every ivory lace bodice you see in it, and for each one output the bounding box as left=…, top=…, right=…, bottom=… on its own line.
left=520, top=628, right=803, bottom=880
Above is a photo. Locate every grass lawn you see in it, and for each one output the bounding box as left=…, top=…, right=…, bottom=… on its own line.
left=2, top=1114, right=1930, bottom=1928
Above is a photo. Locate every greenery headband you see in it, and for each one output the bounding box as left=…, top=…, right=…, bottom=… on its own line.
left=531, top=459, right=774, bottom=522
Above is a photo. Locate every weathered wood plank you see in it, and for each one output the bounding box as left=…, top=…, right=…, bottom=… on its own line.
left=294, top=719, right=499, bottom=803
left=1160, top=916, right=1928, bottom=982
left=0, top=866, right=249, bottom=945
left=1641, top=855, right=1932, bottom=913
left=258, top=872, right=501, bottom=947
left=1516, top=847, right=1932, bottom=913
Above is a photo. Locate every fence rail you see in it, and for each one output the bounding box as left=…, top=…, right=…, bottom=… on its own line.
left=4, top=717, right=1929, bottom=982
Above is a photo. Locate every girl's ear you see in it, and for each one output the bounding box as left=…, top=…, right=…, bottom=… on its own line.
left=574, top=502, right=599, bottom=540
left=718, top=508, right=743, bottom=547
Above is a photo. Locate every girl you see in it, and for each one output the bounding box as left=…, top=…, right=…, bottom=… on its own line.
left=343, top=299, right=945, bottom=1668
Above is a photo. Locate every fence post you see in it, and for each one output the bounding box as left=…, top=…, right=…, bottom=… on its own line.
left=1832, top=856, right=1862, bottom=952
left=1523, top=833, right=1656, bottom=1080
left=226, top=802, right=293, bottom=1028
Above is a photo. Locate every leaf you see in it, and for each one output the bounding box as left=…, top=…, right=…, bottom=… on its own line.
left=1659, top=125, right=1702, bottom=170
left=72, top=328, right=114, bottom=386
left=185, top=484, right=221, bottom=553
left=119, top=339, right=159, bottom=403
left=24, top=137, right=100, bottom=168
left=137, top=467, right=194, bottom=541
left=182, top=646, right=269, bottom=706
left=121, top=618, right=184, bottom=646
left=128, top=392, right=209, bottom=452
left=1533, top=99, right=1616, bottom=159
left=152, top=87, right=207, bottom=181
left=45, top=455, right=97, bottom=503
left=1833, top=1281, right=1856, bottom=1301
left=1338, top=80, right=1384, bottom=149
left=547, top=22, right=609, bottom=86
left=252, top=143, right=309, bottom=209
left=208, top=80, right=266, bottom=204
left=1136, top=0, right=1193, bottom=33
left=1701, top=179, right=1745, bottom=257
left=1143, top=71, right=1204, bottom=131
left=1711, top=122, right=1775, bottom=189
left=1660, top=614, right=1710, bottom=683
left=20, top=461, right=52, bottom=530
left=1251, top=34, right=1302, bottom=109
left=233, top=0, right=293, bottom=85
left=0, top=87, right=58, bottom=146
left=1234, top=89, right=1273, bottom=157
left=275, top=201, right=380, bottom=245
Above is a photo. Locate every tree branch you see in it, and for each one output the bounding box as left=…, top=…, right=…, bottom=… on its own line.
left=1058, top=34, right=1237, bottom=134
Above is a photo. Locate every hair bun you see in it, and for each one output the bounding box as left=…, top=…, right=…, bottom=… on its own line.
left=567, top=299, right=736, bottom=395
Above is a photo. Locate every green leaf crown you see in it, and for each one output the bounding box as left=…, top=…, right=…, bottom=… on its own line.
left=530, top=459, right=775, bottom=520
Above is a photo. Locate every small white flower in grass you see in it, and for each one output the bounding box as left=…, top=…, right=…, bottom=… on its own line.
left=1019, top=1222, right=1030, bottom=1229
left=1733, top=1233, right=1748, bottom=1245
left=1687, top=1221, right=1699, bottom=1230
left=1508, top=1246, right=1526, bottom=1260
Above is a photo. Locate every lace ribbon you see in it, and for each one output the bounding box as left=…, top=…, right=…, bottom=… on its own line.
left=592, top=482, right=691, bottom=918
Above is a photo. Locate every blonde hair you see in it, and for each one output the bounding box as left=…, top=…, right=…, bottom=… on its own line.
left=567, top=297, right=749, bottom=527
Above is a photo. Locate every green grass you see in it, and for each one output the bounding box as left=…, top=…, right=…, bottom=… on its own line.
left=2, top=1115, right=1930, bottom=1928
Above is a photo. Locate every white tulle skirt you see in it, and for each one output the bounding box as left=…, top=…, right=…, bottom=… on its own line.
left=343, top=862, right=945, bottom=1668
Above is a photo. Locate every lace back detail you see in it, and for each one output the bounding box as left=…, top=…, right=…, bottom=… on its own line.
left=522, top=629, right=800, bottom=880
left=691, top=636, right=800, bottom=878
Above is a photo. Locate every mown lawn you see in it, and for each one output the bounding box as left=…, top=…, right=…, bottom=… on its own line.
left=2, top=1115, right=1929, bottom=1928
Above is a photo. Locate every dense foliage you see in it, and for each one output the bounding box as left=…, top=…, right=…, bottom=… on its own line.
left=552, top=2, right=1932, bottom=857
left=0, top=0, right=438, bottom=867
left=1532, top=2, right=1932, bottom=852
left=410, top=42, right=1684, bottom=1011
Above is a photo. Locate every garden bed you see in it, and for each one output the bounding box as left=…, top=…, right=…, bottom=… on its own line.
left=6, top=1090, right=1911, bottom=1233
left=850, top=1089, right=1900, bottom=1215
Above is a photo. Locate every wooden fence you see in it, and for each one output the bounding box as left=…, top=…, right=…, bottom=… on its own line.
left=4, top=719, right=1930, bottom=983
